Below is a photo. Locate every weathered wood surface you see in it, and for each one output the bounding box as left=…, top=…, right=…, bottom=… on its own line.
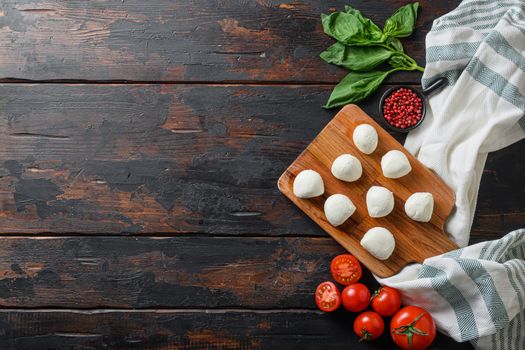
left=0, top=236, right=363, bottom=308
left=0, top=235, right=474, bottom=349
left=473, top=138, right=525, bottom=243
left=0, top=0, right=511, bottom=348
left=0, top=0, right=459, bottom=83
left=0, top=310, right=472, bottom=350
left=0, top=84, right=522, bottom=240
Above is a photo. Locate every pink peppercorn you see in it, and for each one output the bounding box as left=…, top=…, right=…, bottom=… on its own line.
left=382, top=88, right=423, bottom=129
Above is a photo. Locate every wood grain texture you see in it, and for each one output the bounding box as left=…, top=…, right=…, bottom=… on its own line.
left=278, top=105, right=457, bottom=277
left=0, top=234, right=473, bottom=348
left=0, top=0, right=495, bottom=348
left=0, top=236, right=368, bottom=308
left=0, top=0, right=460, bottom=82
left=471, top=139, right=525, bottom=243
left=0, top=83, right=334, bottom=234
left=0, top=84, right=521, bottom=239
left=0, top=310, right=473, bottom=350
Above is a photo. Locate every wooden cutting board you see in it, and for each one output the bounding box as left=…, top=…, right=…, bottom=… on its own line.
left=278, top=104, right=457, bottom=278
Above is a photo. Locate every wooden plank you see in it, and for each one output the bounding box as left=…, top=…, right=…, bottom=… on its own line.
left=0, top=236, right=374, bottom=308
left=0, top=83, right=342, bottom=234
left=278, top=105, right=457, bottom=277
left=471, top=139, right=525, bottom=243
left=0, top=84, right=522, bottom=236
left=0, top=310, right=472, bottom=350
left=0, top=0, right=460, bottom=82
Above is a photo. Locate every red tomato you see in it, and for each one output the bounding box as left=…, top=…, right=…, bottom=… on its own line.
left=371, top=286, right=402, bottom=316
left=390, top=306, right=436, bottom=350
left=330, top=254, right=362, bottom=285
left=341, top=283, right=370, bottom=312
left=354, top=311, right=385, bottom=341
left=315, top=281, right=341, bottom=312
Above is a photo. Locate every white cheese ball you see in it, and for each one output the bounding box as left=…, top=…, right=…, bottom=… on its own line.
left=405, top=192, right=434, bottom=222
left=331, top=154, right=362, bottom=182
left=324, top=194, right=356, bottom=226
left=366, top=186, right=394, bottom=218
left=381, top=150, right=412, bottom=179
left=360, top=227, right=395, bottom=260
left=353, top=124, right=378, bottom=154
left=293, top=170, right=324, bottom=198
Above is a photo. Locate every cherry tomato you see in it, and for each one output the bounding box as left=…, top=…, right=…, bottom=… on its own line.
left=341, top=283, right=370, bottom=312
left=315, top=281, right=341, bottom=312
left=371, top=286, right=402, bottom=316
left=330, top=254, right=362, bottom=285
left=354, top=311, right=385, bottom=341
left=390, top=306, right=436, bottom=350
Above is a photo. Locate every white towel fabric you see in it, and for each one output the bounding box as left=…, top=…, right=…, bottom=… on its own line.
left=377, top=1, right=525, bottom=348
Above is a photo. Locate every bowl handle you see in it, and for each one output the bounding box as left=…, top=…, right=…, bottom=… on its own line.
left=422, top=77, right=448, bottom=96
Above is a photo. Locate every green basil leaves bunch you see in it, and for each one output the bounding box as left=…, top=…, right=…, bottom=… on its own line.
left=321, top=3, right=423, bottom=108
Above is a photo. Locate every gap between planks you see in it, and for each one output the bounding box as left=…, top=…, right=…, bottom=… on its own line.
left=0, top=307, right=324, bottom=314
left=0, top=78, right=422, bottom=86
left=0, top=233, right=336, bottom=239
left=0, top=231, right=502, bottom=239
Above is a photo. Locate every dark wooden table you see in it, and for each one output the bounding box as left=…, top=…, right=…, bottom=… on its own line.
left=0, top=1, right=522, bottom=349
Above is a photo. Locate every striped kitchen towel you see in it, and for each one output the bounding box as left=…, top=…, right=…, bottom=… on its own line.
left=378, top=1, right=525, bottom=349
left=380, top=230, right=525, bottom=349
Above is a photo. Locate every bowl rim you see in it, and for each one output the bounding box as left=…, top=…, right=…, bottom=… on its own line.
left=379, top=85, right=426, bottom=133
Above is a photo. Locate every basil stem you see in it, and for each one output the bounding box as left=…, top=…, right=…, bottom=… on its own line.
left=320, top=2, right=424, bottom=108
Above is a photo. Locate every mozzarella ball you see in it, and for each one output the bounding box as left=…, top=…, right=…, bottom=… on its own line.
left=293, top=170, right=324, bottom=198
left=360, top=227, right=395, bottom=260
left=324, top=194, right=356, bottom=226
left=353, top=124, right=378, bottom=154
left=405, top=192, right=434, bottom=222
left=331, top=154, right=362, bottom=182
left=366, top=186, right=394, bottom=218
left=381, top=150, right=412, bottom=179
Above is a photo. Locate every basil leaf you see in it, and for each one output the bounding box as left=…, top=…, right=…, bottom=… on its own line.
left=388, top=54, right=412, bottom=68
left=383, top=2, right=419, bottom=38
left=321, top=11, right=384, bottom=46
left=343, top=5, right=382, bottom=32
left=324, top=70, right=390, bottom=108
left=320, top=43, right=393, bottom=71
left=386, top=37, right=404, bottom=53
left=318, top=3, right=425, bottom=108
left=343, top=5, right=360, bottom=14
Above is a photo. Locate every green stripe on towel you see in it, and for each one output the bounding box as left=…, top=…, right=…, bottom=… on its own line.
left=466, top=57, right=525, bottom=111
left=434, top=9, right=514, bottom=31
left=455, top=0, right=520, bottom=13
left=426, top=42, right=480, bottom=63
left=446, top=1, right=521, bottom=22
left=419, top=265, right=479, bottom=341
left=454, top=259, right=509, bottom=329
left=484, top=31, right=525, bottom=72
left=505, top=263, right=524, bottom=310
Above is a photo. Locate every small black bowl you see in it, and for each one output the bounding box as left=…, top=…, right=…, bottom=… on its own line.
left=379, top=77, right=447, bottom=133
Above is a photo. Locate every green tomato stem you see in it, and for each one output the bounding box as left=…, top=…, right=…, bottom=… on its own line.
left=392, top=313, right=429, bottom=348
